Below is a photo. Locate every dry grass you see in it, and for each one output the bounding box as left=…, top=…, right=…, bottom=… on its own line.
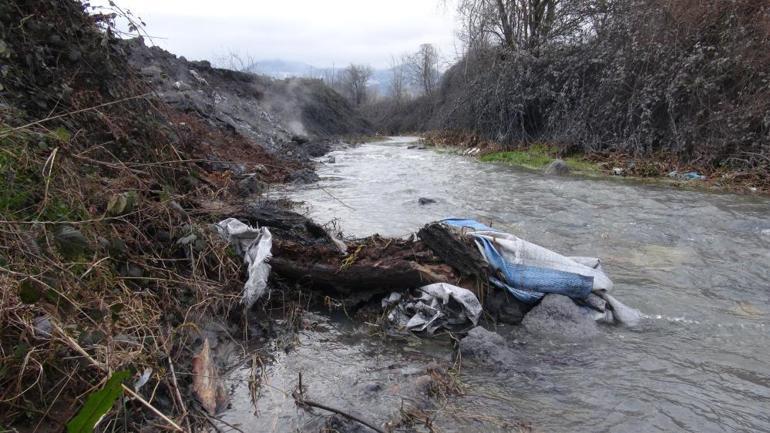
left=0, top=101, right=252, bottom=430
left=0, top=2, right=286, bottom=430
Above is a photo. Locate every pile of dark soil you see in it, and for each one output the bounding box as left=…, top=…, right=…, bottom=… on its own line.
left=122, top=38, right=372, bottom=151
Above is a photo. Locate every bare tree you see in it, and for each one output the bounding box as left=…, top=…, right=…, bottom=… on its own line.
left=449, top=0, right=593, bottom=52
left=213, top=50, right=256, bottom=73
left=321, top=64, right=340, bottom=90
left=341, top=64, right=373, bottom=106
left=389, top=55, right=410, bottom=103
left=407, top=44, right=440, bottom=96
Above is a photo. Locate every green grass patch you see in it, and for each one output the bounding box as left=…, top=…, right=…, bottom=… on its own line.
left=479, top=150, right=552, bottom=169
left=479, top=144, right=601, bottom=174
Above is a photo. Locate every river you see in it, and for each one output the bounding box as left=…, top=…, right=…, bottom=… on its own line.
left=224, top=136, right=770, bottom=433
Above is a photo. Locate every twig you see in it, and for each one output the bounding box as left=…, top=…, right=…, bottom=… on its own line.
left=0, top=209, right=142, bottom=225
left=121, top=385, right=184, bottom=432
left=167, top=357, right=191, bottom=431
left=2, top=93, right=152, bottom=134
left=192, top=402, right=245, bottom=433
left=51, top=322, right=107, bottom=371
left=37, top=147, right=59, bottom=220
left=292, top=372, right=386, bottom=433
left=318, top=185, right=356, bottom=210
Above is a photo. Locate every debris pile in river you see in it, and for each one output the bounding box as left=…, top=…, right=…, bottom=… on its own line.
left=246, top=211, right=640, bottom=334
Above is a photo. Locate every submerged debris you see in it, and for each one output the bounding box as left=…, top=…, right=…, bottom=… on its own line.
left=384, top=283, right=482, bottom=334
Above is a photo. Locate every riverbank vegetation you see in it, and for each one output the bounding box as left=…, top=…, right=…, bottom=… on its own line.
left=477, top=145, right=599, bottom=175
left=363, top=0, right=770, bottom=193
left=0, top=2, right=363, bottom=431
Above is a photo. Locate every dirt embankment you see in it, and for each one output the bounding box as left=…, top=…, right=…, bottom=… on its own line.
left=0, top=2, right=370, bottom=431
left=123, top=38, right=372, bottom=152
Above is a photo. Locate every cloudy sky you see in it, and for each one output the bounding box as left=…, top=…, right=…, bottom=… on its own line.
left=91, top=0, right=460, bottom=68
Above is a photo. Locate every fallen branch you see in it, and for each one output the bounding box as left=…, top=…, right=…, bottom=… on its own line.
left=2, top=93, right=153, bottom=135
left=292, top=372, right=386, bottom=433
left=122, top=384, right=185, bottom=432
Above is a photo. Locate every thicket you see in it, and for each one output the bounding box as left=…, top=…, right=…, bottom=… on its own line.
left=371, top=0, right=770, bottom=178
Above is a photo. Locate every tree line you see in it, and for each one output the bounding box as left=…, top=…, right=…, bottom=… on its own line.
left=367, top=0, right=770, bottom=174
left=322, top=43, right=441, bottom=107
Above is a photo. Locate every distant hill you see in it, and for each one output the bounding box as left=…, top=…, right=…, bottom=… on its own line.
left=247, top=59, right=319, bottom=79
left=247, top=59, right=394, bottom=96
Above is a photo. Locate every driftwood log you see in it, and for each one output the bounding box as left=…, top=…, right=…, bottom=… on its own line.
left=417, top=223, right=489, bottom=281
left=237, top=206, right=482, bottom=295
left=270, top=235, right=459, bottom=296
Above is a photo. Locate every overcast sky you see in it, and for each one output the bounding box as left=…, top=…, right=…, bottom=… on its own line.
left=91, top=0, right=459, bottom=68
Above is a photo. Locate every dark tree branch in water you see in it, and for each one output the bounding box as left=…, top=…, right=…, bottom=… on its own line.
left=292, top=372, right=387, bottom=433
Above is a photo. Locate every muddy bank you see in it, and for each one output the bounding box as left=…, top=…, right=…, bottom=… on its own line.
left=123, top=38, right=372, bottom=153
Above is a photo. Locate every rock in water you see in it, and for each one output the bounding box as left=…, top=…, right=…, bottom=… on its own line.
left=484, top=289, right=531, bottom=324
left=237, top=174, right=266, bottom=197
left=418, top=197, right=437, bottom=205
left=544, top=159, right=569, bottom=176
left=459, top=327, right=517, bottom=365
left=522, top=294, right=598, bottom=339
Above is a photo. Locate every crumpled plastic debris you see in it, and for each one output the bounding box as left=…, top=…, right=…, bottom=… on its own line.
left=444, top=218, right=611, bottom=302
left=215, top=218, right=272, bottom=308
left=383, top=283, right=482, bottom=335
left=441, top=218, right=641, bottom=327
left=133, top=368, right=153, bottom=392
left=598, top=292, right=641, bottom=327
left=668, top=170, right=706, bottom=181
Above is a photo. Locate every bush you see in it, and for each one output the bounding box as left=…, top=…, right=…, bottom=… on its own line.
left=372, top=0, right=770, bottom=175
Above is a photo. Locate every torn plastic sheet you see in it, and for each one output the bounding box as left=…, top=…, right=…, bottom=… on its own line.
left=598, top=292, right=641, bottom=327
left=215, top=218, right=272, bottom=308
left=442, top=218, right=641, bottom=326
left=444, top=218, right=610, bottom=301
left=384, top=283, right=482, bottom=335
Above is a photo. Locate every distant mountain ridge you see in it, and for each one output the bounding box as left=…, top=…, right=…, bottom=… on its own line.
left=247, top=59, right=394, bottom=95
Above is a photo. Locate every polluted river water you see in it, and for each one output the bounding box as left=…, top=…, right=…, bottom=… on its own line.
left=223, top=137, right=770, bottom=433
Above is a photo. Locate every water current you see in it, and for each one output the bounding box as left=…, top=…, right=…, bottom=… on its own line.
left=224, top=137, right=770, bottom=433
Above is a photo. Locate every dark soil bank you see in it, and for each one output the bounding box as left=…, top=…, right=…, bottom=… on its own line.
left=123, top=38, right=372, bottom=149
